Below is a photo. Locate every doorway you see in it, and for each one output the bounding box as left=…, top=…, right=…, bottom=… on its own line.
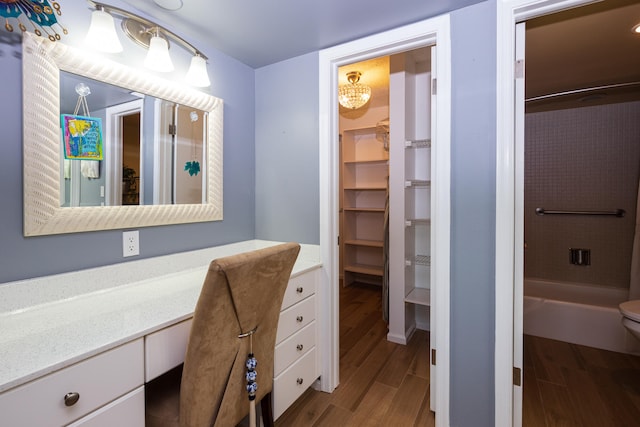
left=522, top=2, right=640, bottom=425
left=105, top=99, right=144, bottom=206
left=496, top=0, right=640, bottom=425
left=319, top=14, right=451, bottom=427
left=337, top=48, right=430, bottom=412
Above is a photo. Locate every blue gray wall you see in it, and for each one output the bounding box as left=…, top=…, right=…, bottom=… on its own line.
left=2, top=0, right=498, bottom=425
left=254, top=3, right=498, bottom=425
left=0, top=0, right=257, bottom=283
left=254, top=53, right=320, bottom=244
left=450, top=2, right=497, bottom=425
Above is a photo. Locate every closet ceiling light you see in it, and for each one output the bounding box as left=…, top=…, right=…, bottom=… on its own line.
left=338, top=71, right=371, bottom=110
left=84, top=1, right=211, bottom=86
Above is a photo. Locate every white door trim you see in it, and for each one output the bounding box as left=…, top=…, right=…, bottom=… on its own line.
left=105, top=99, right=144, bottom=206
left=495, top=1, right=598, bottom=425
left=319, top=14, right=451, bottom=426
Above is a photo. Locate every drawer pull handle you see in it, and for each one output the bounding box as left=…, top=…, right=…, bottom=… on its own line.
left=296, top=315, right=303, bottom=322
left=296, top=378, right=304, bottom=385
left=64, top=392, right=80, bottom=407
left=296, top=344, right=304, bottom=351
left=296, top=287, right=304, bottom=294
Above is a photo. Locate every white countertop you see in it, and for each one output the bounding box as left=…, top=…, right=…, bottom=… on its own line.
left=0, top=240, right=321, bottom=393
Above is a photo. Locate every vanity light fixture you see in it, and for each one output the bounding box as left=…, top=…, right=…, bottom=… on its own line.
left=338, top=71, right=372, bottom=110
left=85, top=5, right=123, bottom=53
left=185, top=54, right=211, bottom=88
left=143, top=28, right=174, bottom=72
left=85, top=0, right=211, bottom=87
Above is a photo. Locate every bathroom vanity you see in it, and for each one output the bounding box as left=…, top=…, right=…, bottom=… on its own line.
left=0, top=240, right=321, bottom=426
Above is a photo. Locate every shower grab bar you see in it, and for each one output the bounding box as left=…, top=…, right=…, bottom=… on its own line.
left=535, top=208, right=625, bottom=218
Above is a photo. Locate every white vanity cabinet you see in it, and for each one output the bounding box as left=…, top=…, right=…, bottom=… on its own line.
left=0, top=339, right=144, bottom=427
left=0, top=241, right=322, bottom=426
left=273, top=267, right=320, bottom=420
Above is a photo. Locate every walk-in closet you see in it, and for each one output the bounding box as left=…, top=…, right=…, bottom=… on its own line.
left=338, top=46, right=434, bottom=348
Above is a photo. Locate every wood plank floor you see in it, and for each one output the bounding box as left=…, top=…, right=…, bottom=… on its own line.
left=275, top=282, right=434, bottom=426
left=275, top=283, right=640, bottom=426
left=523, top=334, right=640, bottom=427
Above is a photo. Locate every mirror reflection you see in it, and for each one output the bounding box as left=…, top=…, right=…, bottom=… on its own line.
left=59, top=72, right=207, bottom=207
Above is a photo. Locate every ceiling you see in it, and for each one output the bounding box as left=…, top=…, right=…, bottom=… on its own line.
left=526, top=0, right=640, bottom=112
left=115, top=0, right=639, bottom=113
left=338, top=0, right=640, bottom=114
left=119, top=0, right=480, bottom=68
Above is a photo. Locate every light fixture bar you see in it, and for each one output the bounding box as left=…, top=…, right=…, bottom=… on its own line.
left=87, top=0, right=208, bottom=60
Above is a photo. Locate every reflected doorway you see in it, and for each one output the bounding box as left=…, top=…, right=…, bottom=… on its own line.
left=105, top=99, right=144, bottom=206
left=122, top=112, right=141, bottom=205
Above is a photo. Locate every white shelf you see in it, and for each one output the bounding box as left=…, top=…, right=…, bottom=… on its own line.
left=405, top=219, right=431, bottom=227
left=405, top=139, right=432, bottom=148
left=344, top=159, right=388, bottom=165
left=343, top=186, right=386, bottom=191
left=405, top=287, right=431, bottom=306
left=344, top=263, right=384, bottom=277
left=404, top=255, right=431, bottom=267
left=343, top=207, right=385, bottom=213
left=340, top=124, right=387, bottom=287
left=344, top=239, right=384, bottom=248
left=404, top=180, right=431, bottom=188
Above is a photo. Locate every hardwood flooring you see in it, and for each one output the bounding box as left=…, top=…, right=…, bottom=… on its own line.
left=275, top=283, right=434, bottom=427
left=275, top=283, right=640, bottom=427
left=523, top=334, right=640, bottom=427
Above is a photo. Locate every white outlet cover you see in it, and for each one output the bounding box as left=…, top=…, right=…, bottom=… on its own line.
left=122, top=230, right=140, bottom=257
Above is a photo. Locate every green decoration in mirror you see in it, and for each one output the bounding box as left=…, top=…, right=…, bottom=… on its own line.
left=184, top=160, right=200, bottom=176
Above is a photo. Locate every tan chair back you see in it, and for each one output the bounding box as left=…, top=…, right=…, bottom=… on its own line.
left=179, top=242, right=300, bottom=427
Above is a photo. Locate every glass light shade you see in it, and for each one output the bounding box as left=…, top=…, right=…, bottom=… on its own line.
left=338, top=83, right=371, bottom=109
left=85, top=9, right=123, bottom=53
left=144, top=36, right=174, bottom=72
left=185, top=55, right=211, bottom=87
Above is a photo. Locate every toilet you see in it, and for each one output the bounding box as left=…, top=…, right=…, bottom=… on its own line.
left=619, top=300, right=640, bottom=341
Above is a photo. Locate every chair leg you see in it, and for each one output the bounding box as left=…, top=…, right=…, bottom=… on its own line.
left=261, top=392, right=274, bottom=427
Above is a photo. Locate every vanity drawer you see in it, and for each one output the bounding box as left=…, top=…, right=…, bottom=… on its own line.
left=0, top=339, right=144, bottom=427
left=274, top=321, right=316, bottom=377
left=273, top=347, right=318, bottom=420
left=276, top=295, right=316, bottom=343
left=145, top=318, right=193, bottom=381
left=66, top=386, right=144, bottom=427
left=281, top=269, right=318, bottom=310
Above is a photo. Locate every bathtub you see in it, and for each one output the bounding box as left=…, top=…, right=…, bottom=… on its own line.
left=524, top=278, right=640, bottom=355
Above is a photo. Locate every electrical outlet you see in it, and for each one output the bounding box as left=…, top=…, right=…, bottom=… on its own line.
left=122, top=230, right=140, bottom=257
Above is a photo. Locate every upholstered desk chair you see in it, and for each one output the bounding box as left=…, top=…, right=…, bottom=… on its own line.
left=146, top=242, right=301, bottom=427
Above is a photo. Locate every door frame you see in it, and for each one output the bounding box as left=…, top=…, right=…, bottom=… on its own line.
left=318, top=14, right=451, bottom=426
left=495, top=0, right=597, bottom=425
left=105, top=99, right=144, bottom=206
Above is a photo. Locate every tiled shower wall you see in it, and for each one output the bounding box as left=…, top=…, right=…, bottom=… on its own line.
left=525, top=101, right=640, bottom=290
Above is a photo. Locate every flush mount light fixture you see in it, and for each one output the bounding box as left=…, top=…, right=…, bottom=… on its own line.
left=84, top=0, right=211, bottom=87
left=633, top=23, right=640, bottom=34
left=338, top=71, right=371, bottom=110
left=152, top=0, right=184, bottom=11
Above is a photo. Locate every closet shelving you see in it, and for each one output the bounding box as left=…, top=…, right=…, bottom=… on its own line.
left=403, top=138, right=432, bottom=307
left=387, top=49, right=434, bottom=343
left=341, top=126, right=388, bottom=287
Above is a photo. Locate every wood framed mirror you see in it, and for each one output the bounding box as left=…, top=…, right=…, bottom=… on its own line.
left=22, top=32, right=223, bottom=236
